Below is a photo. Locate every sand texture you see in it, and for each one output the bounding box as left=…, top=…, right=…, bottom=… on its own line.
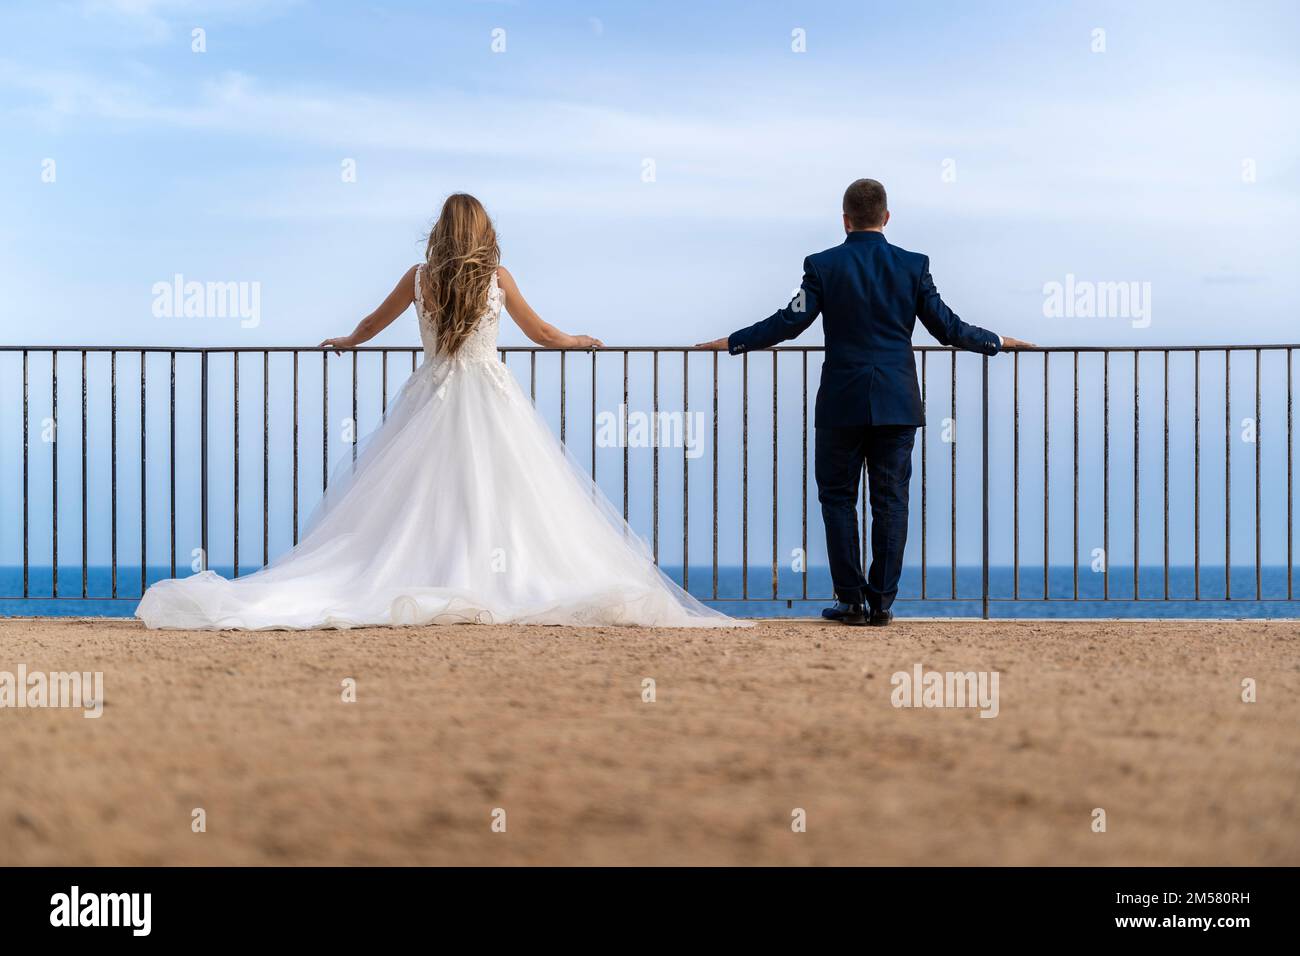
left=0, top=617, right=1296, bottom=865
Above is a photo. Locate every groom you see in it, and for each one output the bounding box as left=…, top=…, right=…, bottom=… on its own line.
left=697, top=179, right=1031, bottom=626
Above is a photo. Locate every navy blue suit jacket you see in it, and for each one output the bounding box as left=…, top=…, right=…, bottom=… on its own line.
left=728, top=231, right=1000, bottom=427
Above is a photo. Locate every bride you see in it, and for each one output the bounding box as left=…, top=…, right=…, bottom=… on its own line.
left=137, top=194, right=747, bottom=630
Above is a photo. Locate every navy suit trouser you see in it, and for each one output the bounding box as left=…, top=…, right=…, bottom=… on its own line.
left=815, top=424, right=916, bottom=611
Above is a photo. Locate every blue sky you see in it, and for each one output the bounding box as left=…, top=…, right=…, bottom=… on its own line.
left=0, top=1, right=1298, bottom=584
left=2, top=0, right=1297, bottom=349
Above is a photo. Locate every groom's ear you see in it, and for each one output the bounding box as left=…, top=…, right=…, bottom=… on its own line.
left=842, top=212, right=852, bottom=233
left=882, top=210, right=890, bottom=228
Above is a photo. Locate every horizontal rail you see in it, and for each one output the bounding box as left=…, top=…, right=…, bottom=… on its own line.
left=1, top=344, right=1299, bottom=353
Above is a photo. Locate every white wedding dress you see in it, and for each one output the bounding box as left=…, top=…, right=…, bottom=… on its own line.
left=136, top=268, right=747, bottom=630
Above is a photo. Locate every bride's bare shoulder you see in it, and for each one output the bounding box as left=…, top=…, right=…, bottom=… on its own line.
left=496, top=265, right=517, bottom=293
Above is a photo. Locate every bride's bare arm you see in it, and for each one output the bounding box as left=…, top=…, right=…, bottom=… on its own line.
left=321, top=265, right=419, bottom=352
left=498, top=266, right=603, bottom=349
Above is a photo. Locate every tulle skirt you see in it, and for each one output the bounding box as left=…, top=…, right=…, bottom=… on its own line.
left=135, top=354, right=748, bottom=630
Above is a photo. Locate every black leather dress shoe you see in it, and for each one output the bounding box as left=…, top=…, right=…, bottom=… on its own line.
left=868, top=608, right=894, bottom=627
left=821, top=601, right=868, bottom=626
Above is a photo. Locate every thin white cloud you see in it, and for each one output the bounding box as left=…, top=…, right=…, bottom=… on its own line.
left=69, top=0, right=303, bottom=45
left=4, top=59, right=1293, bottom=232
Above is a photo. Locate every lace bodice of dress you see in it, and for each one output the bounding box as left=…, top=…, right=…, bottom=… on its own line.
left=414, top=265, right=503, bottom=366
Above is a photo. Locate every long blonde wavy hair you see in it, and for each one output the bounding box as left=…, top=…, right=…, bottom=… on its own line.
left=419, top=193, right=500, bottom=357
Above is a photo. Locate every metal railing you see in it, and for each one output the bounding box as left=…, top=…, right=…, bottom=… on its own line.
left=0, top=344, right=1295, bottom=616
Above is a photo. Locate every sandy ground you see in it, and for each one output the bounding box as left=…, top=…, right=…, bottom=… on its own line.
left=0, top=616, right=1296, bottom=866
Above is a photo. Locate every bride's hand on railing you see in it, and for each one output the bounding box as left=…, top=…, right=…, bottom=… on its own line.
left=567, top=335, right=604, bottom=349
left=319, top=335, right=356, bottom=355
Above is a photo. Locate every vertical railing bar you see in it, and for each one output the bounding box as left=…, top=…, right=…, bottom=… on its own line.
left=712, top=350, right=719, bottom=600
left=233, top=353, right=239, bottom=577
left=1103, top=350, right=1109, bottom=600
left=652, top=350, right=659, bottom=564
left=200, top=351, right=208, bottom=571
left=381, top=350, right=388, bottom=420
left=802, top=350, right=808, bottom=600
left=1194, top=350, right=1200, bottom=599
left=322, top=351, right=329, bottom=493
left=52, top=349, right=58, bottom=598
left=771, top=350, right=778, bottom=599
left=1133, top=351, right=1138, bottom=601
left=623, top=350, right=629, bottom=523
left=921, top=351, right=927, bottom=599
left=139, top=351, right=146, bottom=595
left=169, top=351, right=175, bottom=579
left=860, top=461, right=867, bottom=580
left=22, top=350, right=29, bottom=598
left=590, top=351, right=596, bottom=479
left=1013, top=350, right=1019, bottom=599
left=292, top=350, right=299, bottom=545
left=81, top=350, right=87, bottom=598
left=1225, top=350, right=1231, bottom=599
left=351, top=349, right=358, bottom=465
left=530, top=350, right=536, bottom=406
left=110, top=351, right=118, bottom=598
left=1072, top=350, right=1079, bottom=600
left=263, top=350, right=269, bottom=568
left=982, top=355, right=989, bottom=620
left=1289, top=347, right=1294, bottom=600
left=411, top=350, right=416, bottom=373
left=560, top=351, right=567, bottom=446
left=1255, top=348, right=1261, bottom=600
left=742, top=351, right=748, bottom=600
left=951, top=350, right=957, bottom=599
left=1163, top=349, right=1170, bottom=600
left=683, top=351, right=689, bottom=591
left=1043, top=352, right=1050, bottom=600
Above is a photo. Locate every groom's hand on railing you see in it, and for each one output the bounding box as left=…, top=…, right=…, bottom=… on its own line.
left=999, top=335, right=1036, bottom=350
left=693, top=337, right=730, bottom=350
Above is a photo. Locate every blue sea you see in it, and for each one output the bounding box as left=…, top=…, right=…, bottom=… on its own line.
left=2, top=565, right=1297, bottom=619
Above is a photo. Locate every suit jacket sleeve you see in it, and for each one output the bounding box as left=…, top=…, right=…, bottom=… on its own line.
left=915, top=257, right=1000, bottom=355
left=728, top=257, right=822, bottom=354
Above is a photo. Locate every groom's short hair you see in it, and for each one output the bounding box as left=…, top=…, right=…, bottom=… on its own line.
left=843, top=179, right=888, bottom=229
